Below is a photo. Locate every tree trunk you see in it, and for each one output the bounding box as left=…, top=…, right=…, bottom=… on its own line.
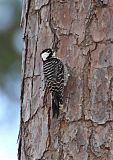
left=18, top=0, right=113, bottom=160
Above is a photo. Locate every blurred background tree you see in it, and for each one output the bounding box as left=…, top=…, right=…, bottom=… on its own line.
left=0, top=0, right=21, bottom=159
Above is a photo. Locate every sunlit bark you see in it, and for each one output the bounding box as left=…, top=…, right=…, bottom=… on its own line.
left=18, top=0, right=113, bottom=160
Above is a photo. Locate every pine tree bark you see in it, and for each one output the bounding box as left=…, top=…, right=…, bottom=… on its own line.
left=19, top=0, right=113, bottom=160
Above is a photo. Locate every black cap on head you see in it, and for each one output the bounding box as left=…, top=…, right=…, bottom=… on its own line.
left=40, top=48, right=55, bottom=61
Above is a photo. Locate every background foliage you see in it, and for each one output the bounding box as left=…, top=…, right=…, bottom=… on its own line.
left=0, top=0, right=21, bottom=159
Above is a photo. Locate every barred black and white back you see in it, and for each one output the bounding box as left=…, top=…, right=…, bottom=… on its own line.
left=40, top=48, right=64, bottom=118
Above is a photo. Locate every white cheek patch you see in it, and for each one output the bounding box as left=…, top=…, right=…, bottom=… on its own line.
left=41, top=52, right=50, bottom=61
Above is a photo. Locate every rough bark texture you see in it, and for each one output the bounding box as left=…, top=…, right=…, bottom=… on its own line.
left=19, top=0, right=113, bottom=160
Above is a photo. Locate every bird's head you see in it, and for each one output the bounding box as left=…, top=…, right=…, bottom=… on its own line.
left=40, top=48, right=56, bottom=61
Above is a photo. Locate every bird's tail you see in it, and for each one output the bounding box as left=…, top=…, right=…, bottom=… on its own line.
left=52, top=92, right=60, bottom=118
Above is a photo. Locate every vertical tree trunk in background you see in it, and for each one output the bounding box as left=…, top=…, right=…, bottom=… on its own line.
left=19, top=0, right=113, bottom=159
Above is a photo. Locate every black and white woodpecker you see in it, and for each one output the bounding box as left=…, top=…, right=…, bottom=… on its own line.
left=40, top=48, right=64, bottom=118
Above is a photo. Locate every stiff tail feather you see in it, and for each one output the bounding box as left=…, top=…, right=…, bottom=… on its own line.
left=52, top=92, right=60, bottom=118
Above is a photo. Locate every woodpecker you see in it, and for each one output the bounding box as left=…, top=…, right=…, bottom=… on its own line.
left=40, top=48, right=64, bottom=118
